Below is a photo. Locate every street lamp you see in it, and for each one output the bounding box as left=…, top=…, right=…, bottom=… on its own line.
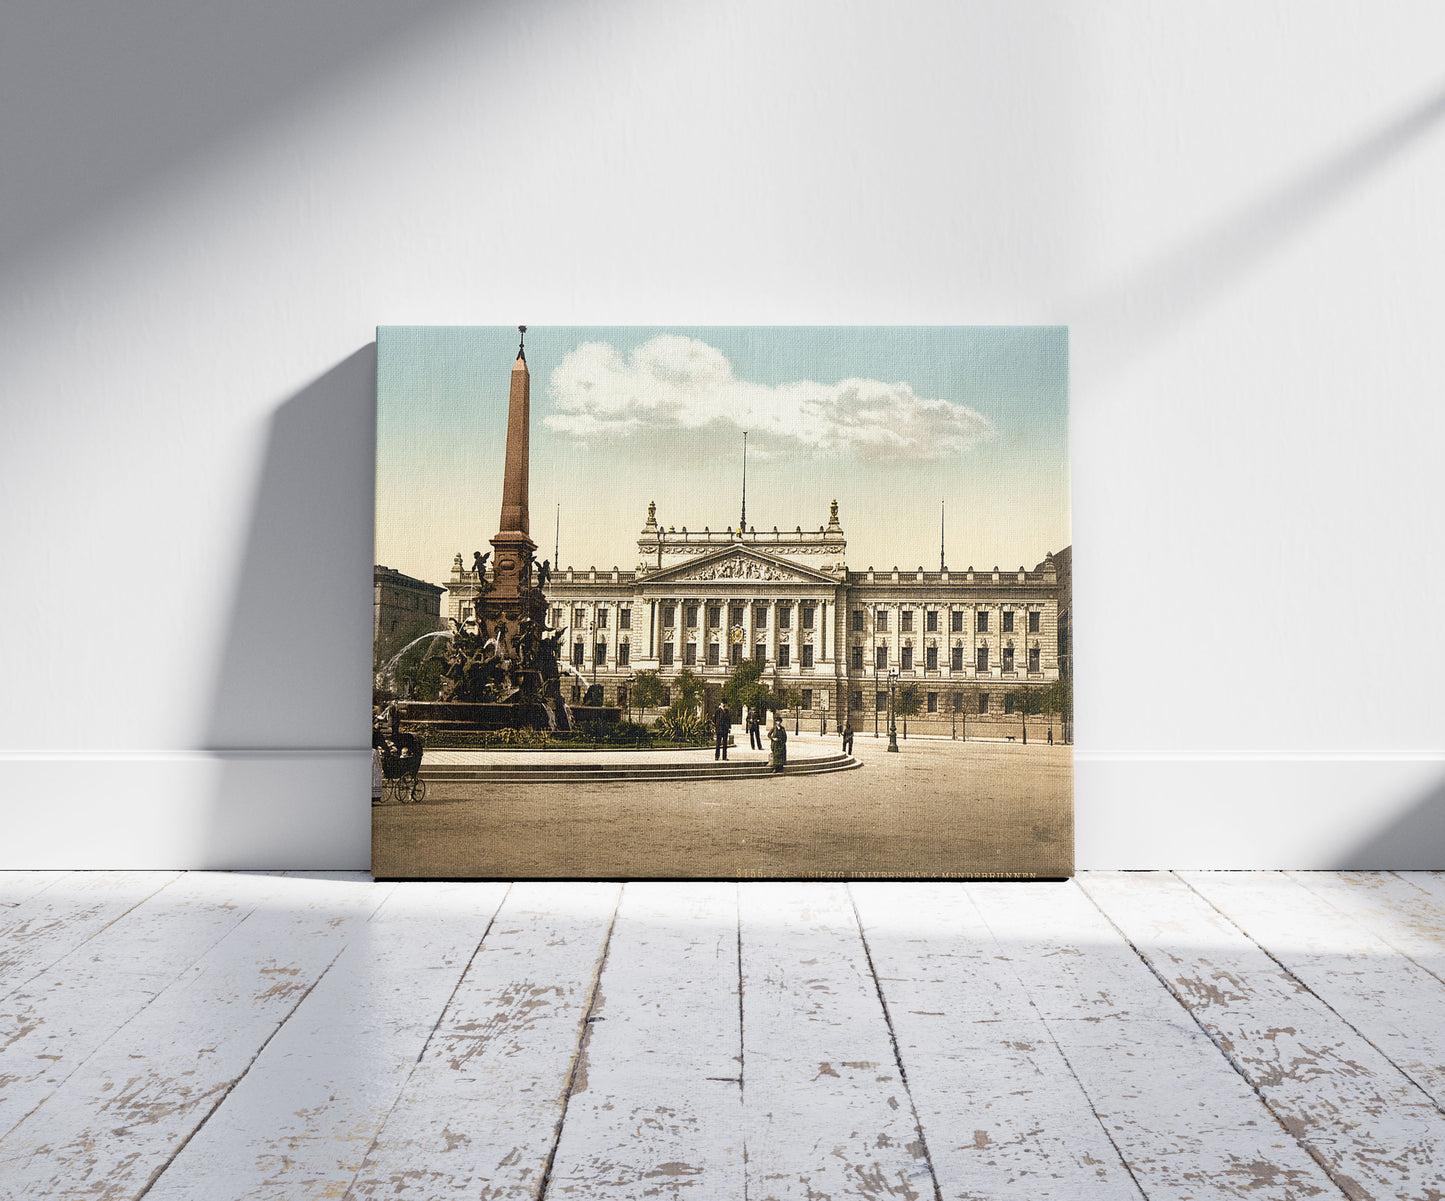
left=626, top=673, right=635, bottom=723
left=589, top=620, right=597, bottom=686
left=887, top=668, right=900, bottom=752
left=873, top=660, right=879, bottom=738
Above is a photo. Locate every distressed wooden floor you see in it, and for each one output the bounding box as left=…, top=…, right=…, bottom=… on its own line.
left=3, top=873, right=1445, bottom=1199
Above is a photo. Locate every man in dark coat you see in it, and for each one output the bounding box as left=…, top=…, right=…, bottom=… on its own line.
left=842, top=721, right=854, bottom=756
left=713, top=704, right=732, bottom=760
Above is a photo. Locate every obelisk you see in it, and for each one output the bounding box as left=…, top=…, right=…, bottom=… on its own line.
left=489, top=326, right=537, bottom=603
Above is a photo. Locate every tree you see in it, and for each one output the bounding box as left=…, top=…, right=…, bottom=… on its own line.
left=1044, top=676, right=1073, bottom=744
left=895, top=684, right=922, bottom=739
left=722, top=658, right=774, bottom=721
left=780, top=686, right=804, bottom=733
left=1013, top=687, right=1046, bottom=744
left=631, top=669, right=665, bottom=716
left=673, top=666, right=706, bottom=712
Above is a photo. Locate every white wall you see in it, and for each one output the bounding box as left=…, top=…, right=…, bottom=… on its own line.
left=3, top=0, right=1443, bottom=869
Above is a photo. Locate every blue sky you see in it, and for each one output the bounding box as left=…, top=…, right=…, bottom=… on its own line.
left=376, top=326, right=1069, bottom=588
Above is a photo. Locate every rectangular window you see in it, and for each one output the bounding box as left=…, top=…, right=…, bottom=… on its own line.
left=730, top=605, right=744, bottom=626
left=852, top=690, right=864, bottom=710
left=730, top=643, right=742, bottom=666
left=595, top=641, right=606, bottom=665
left=618, top=643, right=630, bottom=667
left=685, top=605, right=698, bottom=628
left=951, top=646, right=964, bottom=671
left=597, top=609, right=609, bottom=629
left=852, top=646, right=864, bottom=670
left=552, top=606, right=563, bottom=627
left=1003, top=610, right=1015, bottom=633
left=662, top=605, right=676, bottom=627
left=876, top=609, right=890, bottom=632
left=801, top=644, right=814, bottom=668
left=619, top=609, right=631, bottom=630
left=876, top=691, right=888, bottom=712
left=802, top=606, right=815, bottom=630
left=978, top=692, right=989, bottom=715
left=662, top=688, right=671, bottom=707
left=779, top=644, right=791, bottom=667
left=852, top=609, right=865, bottom=632
left=571, top=684, right=582, bottom=703
left=926, top=645, right=938, bottom=671
left=1005, top=693, right=1016, bottom=715
left=1028, top=610, right=1040, bottom=634
left=617, top=684, right=628, bottom=708
left=754, top=605, right=768, bottom=628
left=572, top=642, right=585, bottom=667
left=925, top=610, right=938, bottom=633
left=685, top=642, right=697, bottom=666
left=661, top=642, right=674, bottom=666
left=976, top=646, right=989, bottom=672
left=1003, top=647, right=1014, bottom=672
left=977, top=610, right=989, bottom=632
left=707, top=643, right=720, bottom=666
left=951, top=609, right=963, bottom=633
left=1029, top=646, right=1040, bottom=673
left=802, top=689, right=812, bottom=710
left=778, top=604, right=791, bottom=627
left=573, top=607, right=586, bottom=627
left=901, top=645, right=913, bottom=671
left=754, top=643, right=766, bottom=663
left=708, top=605, right=721, bottom=629
left=876, top=646, right=889, bottom=670
left=927, top=691, right=938, bottom=713
left=901, top=610, right=913, bottom=633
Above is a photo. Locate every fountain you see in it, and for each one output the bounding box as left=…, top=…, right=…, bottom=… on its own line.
left=392, top=328, right=617, bottom=736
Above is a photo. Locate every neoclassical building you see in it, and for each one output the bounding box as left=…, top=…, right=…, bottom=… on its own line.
left=447, top=501, right=1069, bottom=734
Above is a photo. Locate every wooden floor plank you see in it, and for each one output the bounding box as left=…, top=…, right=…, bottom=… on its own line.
left=141, top=881, right=510, bottom=1201
left=0, top=871, right=182, bottom=1000
left=0, top=872, right=296, bottom=1141
left=0, top=871, right=69, bottom=908
left=973, top=881, right=1341, bottom=1200
left=0, top=873, right=389, bottom=1199
left=1084, top=871, right=1445, bottom=1200
left=851, top=882, right=1143, bottom=1200
left=1288, top=872, right=1445, bottom=978
left=739, top=882, right=938, bottom=1201
left=543, top=882, right=745, bottom=1198
left=1185, top=871, right=1445, bottom=1113
left=345, top=881, right=621, bottom=1200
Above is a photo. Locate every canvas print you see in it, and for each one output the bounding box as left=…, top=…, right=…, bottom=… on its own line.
left=372, top=326, right=1071, bottom=879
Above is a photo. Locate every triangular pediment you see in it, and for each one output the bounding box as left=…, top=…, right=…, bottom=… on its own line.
left=643, top=545, right=837, bottom=586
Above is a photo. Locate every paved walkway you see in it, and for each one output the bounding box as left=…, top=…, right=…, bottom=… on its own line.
left=423, top=731, right=846, bottom=768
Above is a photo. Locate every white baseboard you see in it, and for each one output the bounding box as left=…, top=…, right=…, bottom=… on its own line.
left=1076, top=752, right=1445, bottom=870
left=0, top=752, right=369, bottom=870
left=1, top=751, right=1442, bottom=871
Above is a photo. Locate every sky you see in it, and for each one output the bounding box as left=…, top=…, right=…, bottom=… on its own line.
left=375, top=326, right=1069, bottom=589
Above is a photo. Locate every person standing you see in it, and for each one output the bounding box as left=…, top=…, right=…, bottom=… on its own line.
left=713, top=704, right=732, bottom=760
left=748, top=709, right=763, bottom=750
left=842, top=721, right=854, bottom=756
left=769, top=721, right=788, bottom=772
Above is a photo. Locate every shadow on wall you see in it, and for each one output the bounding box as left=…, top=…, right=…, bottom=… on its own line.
left=200, top=346, right=376, bottom=869
left=1075, top=82, right=1445, bottom=382
left=1336, top=776, right=1445, bottom=871
left=0, top=0, right=472, bottom=281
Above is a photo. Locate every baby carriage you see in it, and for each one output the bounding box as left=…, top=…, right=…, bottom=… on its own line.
left=373, top=726, right=426, bottom=804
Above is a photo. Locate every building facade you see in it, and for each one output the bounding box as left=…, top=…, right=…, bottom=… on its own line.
left=447, top=502, right=1069, bottom=734
left=375, top=565, right=446, bottom=642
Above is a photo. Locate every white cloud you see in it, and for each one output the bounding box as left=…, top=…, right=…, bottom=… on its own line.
left=543, top=335, right=995, bottom=460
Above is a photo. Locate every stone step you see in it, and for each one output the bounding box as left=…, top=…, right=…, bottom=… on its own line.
left=419, top=755, right=861, bottom=784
